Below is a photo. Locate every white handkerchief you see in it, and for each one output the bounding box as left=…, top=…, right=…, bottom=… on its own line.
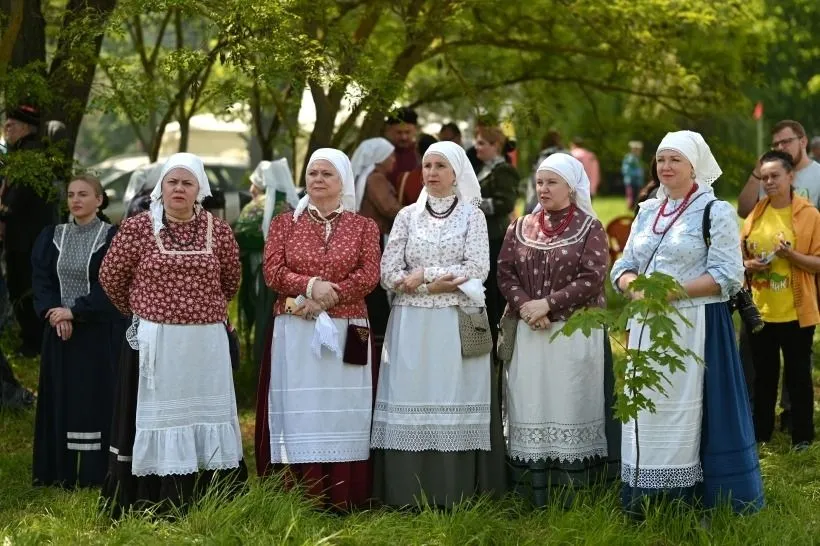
left=458, top=278, right=486, bottom=305
left=311, top=312, right=341, bottom=359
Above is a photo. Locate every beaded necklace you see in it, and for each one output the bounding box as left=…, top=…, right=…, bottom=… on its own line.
left=426, top=197, right=459, bottom=219
left=162, top=210, right=200, bottom=247
left=651, top=184, right=699, bottom=235
left=539, top=204, right=576, bottom=238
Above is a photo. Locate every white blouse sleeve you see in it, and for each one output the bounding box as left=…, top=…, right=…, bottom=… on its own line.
left=380, top=207, right=411, bottom=291
left=705, top=200, right=744, bottom=297
left=423, top=207, right=490, bottom=283
left=610, top=208, right=649, bottom=293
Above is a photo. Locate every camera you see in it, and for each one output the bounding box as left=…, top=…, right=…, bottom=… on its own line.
left=729, top=288, right=764, bottom=334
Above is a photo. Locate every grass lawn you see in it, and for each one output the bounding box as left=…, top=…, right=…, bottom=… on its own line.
left=1, top=197, right=818, bottom=544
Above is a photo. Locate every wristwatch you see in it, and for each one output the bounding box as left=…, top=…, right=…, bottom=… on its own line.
left=417, top=283, right=429, bottom=295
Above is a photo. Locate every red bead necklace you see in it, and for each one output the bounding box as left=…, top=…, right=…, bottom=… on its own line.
left=539, top=204, right=576, bottom=238
left=652, top=184, right=698, bottom=235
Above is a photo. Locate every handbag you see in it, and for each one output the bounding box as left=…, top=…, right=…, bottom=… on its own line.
left=225, top=322, right=240, bottom=371
left=496, top=313, right=519, bottom=361
left=456, top=307, right=493, bottom=358
left=343, top=321, right=370, bottom=366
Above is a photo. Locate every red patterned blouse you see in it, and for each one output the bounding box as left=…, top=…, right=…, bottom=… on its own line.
left=99, top=210, right=240, bottom=324
left=264, top=210, right=381, bottom=319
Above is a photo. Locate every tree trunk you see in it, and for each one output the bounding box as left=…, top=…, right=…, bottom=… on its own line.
left=2, top=0, right=45, bottom=71
left=46, top=0, right=118, bottom=156
left=0, top=0, right=25, bottom=80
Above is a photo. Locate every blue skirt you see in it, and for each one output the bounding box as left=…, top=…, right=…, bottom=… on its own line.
left=622, top=303, right=764, bottom=514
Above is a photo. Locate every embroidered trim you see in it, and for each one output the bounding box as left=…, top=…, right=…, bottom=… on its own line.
left=67, top=442, right=102, bottom=451
left=507, top=422, right=608, bottom=464
left=371, top=422, right=490, bottom=452
left=374, top=402, right=491, bottom=415
left=516, top=214, right=593, bottom=251
left=154, top=211, right=213, bottom=255
left=67, top=431, right=101, bottom=439
left=620, top=463, right=704, bottom=488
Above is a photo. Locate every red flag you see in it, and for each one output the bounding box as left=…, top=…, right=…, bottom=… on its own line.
left=753, top=101, right=764, bottom=120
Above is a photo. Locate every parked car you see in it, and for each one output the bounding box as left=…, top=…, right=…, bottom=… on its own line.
left=92, top=155, right=253, bottom=225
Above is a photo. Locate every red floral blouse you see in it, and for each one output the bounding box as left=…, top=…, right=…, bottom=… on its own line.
left=264, top=211, right=381, bottom=319
left=99, top=210, right=240, bottom=324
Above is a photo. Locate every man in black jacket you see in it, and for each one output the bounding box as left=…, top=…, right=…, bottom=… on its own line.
left=1, top=104, right=56, bottom=357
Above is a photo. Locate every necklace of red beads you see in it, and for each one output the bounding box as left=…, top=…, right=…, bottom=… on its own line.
left=652, top=184, right=698, bottom=235
left=539, top=204, right=576, bottom=238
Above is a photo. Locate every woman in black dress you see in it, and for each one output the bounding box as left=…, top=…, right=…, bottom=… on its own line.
left=31, top=174, right=128, bottom=488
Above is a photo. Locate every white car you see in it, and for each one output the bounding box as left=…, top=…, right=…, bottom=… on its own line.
left=92, top=155, right=252, bottom=224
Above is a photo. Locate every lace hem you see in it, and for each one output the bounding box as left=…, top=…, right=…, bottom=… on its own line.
left=132, top=422, right=242, bottom=477
left=508, top=422, right=606, bottom=450
left=132, top=461, right=241, bottom=477
left=374, top=402, right=491, bottom=415
left=508, top=446, right=608, bottom=465
left=620, top=463, right=703, bottom=488
left=268, top=443, right=370, bottom=464
left=371, top=422, right=490, bottom=452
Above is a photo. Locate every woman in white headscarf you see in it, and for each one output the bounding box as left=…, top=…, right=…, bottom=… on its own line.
left=351, top=137, right=399, bottom=379
left=98, top=153, right=245, bottom=516
left=235, top=159, right=300, bottom=364
left=372, top=141, right=506, bottom=508
left=255, top=148, right=381, bottom=511
left=496, top=153, right=618, bottom=507
left=611, top=131, right=764, bottom=515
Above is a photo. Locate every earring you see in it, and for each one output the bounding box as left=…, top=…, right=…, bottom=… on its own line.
left=690, top=172, right=696, bottom=180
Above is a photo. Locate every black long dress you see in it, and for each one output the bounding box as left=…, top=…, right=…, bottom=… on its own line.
left=31, top=219, right=128, bottom=488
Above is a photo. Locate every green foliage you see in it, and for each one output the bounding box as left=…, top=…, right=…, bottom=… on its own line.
left=556, top=273, right=699, bottom=424
left=0, top=147, right=62, bottom=202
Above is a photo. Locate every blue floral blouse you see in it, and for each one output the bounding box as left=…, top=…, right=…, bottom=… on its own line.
left=610, top=186, right=744, bottom=308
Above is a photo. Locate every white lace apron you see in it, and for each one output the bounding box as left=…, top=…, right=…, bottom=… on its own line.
left=506, top=323, right=607, bottom=463
left=371, top=306, right=491, bottom=452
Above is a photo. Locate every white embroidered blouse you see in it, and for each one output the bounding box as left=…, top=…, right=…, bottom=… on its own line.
left=381, top=195, right=490, bottom=308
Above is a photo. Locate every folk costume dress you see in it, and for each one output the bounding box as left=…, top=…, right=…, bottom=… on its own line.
left=372, top=141, right=507, bottom=508
left=31, top=217, right=128, bottom=488
left=254, top=148, right=381, bottom=510
left=497, top=154, right=620, bottom=507
left=611, top=131, right=764, bottom=514
left=99, top=153, right=246, bottom=516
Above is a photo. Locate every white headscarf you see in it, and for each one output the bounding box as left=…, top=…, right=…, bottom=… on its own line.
left=656, top=130, right=722, bottom=199
left=350, top=137, right=395, bottom=212
left=249, top=158, right=299, bottom=239
left=293, top=148, right=356, bottom=222
left=416, top=141, right=482, bottom=217
left=149, top=153, right=211, bottom=235
left=533, top=153, right=597, bottom=218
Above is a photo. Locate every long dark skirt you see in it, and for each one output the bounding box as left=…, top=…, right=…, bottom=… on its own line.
left=372, top=362, right=508, bottom=509
left=509, top=335, right=621, bottom=508
left=100, top=342, right=247, bottom=518
left=33, top=319, right=126, bottom=488
left=621, top=303, right=764, bottom=514
left=254, top=316, right=379, bottom=510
